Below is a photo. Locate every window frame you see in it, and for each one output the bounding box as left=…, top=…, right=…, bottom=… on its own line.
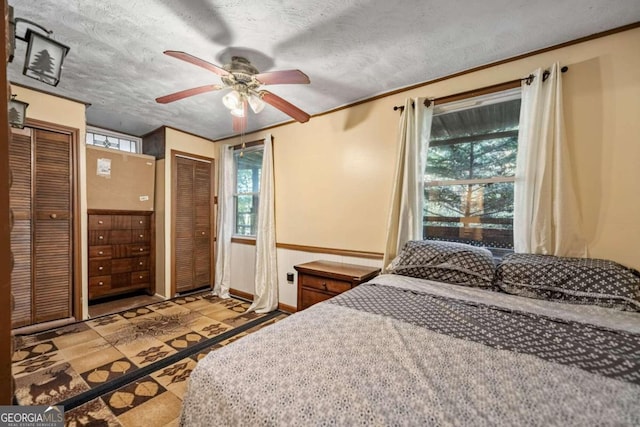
left=85, top=126, right=142, bottom=153
left=423, top=87, right=522, bottom=252
left=232, top=143, right=264, bottom=239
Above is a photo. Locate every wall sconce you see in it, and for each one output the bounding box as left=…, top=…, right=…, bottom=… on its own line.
left=8, top=5, right=70, bottom=86
left=9, top=95, right=29, bottom=129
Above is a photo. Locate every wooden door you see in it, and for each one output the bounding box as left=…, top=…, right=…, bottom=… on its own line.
left=9, top=127, right=73, bottom=327
left=9, top=129, right=32, bottom=327
left=194, top=160, right=212, bottom=287
left=173, top=154, right=213, bottom=294
left=2, top=0, right=14, bottom=402
left=33, top=129, right=72, bottom=322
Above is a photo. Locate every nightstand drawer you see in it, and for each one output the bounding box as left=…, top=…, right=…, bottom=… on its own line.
left=300, top=288, right=334, bottom=308
left=301, top=274, right=352, bottom=294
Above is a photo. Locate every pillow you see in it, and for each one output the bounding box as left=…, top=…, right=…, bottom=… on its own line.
left=388, top=240, right=496, bottom=288
left=495, top=253, right=640, bottom=311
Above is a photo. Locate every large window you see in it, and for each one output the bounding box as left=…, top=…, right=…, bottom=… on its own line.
left=424, top=88, right=521, bottom=250
left=86, top=126, right=141, bottom=153
left=234, top=145, right=263, bottom=236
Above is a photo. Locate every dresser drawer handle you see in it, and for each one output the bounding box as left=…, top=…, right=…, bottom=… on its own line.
left=98, top=251, right=104, bottom=255
left=322, top=282, right=327, bottom=290
left=139, top=220, right=143, bottom=224
left=98, top=220, right=103, bottom=224
left=98, top=266, right=103, bottom=271
left=139, top=234, right=144, bottom=238
left=98, top=281, right=104, bottom=286
left=139, top=248, right=144, bottom=252
left=201, top=231, right=205, bottom=235
left=98, top=235, right=104, bottom=240
left=50, top=213, right=57, bottom=219
left=139, top=275, right=143, bottom=279
left=139, top=261, right=143, bottom=266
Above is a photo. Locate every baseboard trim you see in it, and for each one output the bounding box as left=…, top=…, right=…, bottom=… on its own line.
left=230, top=288, right=297, bottom=313
left=12, top=317, right=76, bottom=336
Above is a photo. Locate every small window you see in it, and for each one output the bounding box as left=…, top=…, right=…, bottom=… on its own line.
left=424, top=88, right=521, bottom=250
left=86, top=126, right=141, bottom=153
left=233, top=146, right=263, bottom=237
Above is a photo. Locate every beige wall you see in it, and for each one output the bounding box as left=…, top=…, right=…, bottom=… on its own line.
left=10, top=27, right=639, bottom=312
left=222, top=27, right=640, bottom=272
left=10, top=85, right=90, bottom=317
left=160, top=128, right=217, bottom=297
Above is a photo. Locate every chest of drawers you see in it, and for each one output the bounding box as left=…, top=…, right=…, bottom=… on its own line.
left=88, top=210, right=154, bottom=301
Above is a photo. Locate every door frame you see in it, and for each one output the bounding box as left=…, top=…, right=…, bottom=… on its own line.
left=21, top=118, right=82, bottom=323
left=1, top=0, right=13, bottom=404
left=170, top=150, right=215, bottom=297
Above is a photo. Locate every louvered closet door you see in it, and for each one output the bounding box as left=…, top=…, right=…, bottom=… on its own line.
left=175, top=157, right=195, bottom=293
left=174, top=155, right=213, bottom=294
left=193, top=161, right=212, bottom=287
left=9, top=128, right=73, bottom=328
left=9, top=129, right=33, bottom=328
left=33, top=130, right=72, bottom=322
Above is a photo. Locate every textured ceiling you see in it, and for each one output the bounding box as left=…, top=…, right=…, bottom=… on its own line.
left=7, top=0, right=640, bottom=141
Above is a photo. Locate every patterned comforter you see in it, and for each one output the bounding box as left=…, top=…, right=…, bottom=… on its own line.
left=180, top=274, right=640, bottom=426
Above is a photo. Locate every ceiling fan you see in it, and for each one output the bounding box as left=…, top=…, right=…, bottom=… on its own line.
left=156, top=51, right=311, bottom=132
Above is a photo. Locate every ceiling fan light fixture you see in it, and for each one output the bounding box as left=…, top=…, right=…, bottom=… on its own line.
left=230, top=107, right=245, bottom=117
left=222, top=90, right=242, bottom=111
left=248, top=94, right=265, bottom=114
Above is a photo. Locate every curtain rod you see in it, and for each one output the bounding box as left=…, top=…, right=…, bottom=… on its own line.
left=229, top=138, right=265, bottom=150
left=392, top=66, right=569, bottom=112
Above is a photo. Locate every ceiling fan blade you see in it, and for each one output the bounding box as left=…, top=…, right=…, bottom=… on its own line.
left=260, top=91, right=310, bottom=123
left=155, top=84, right=223, bottom=104
left=254, top=69, right=310, bottom=85
left=164, top=50, right=230, bottom=77
left=232, top=100, right=248, bottom=133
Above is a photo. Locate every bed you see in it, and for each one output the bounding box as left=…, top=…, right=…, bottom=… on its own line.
left=180, top=241, right=640, bottom=426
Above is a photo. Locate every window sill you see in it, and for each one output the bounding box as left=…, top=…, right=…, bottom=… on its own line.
left=231, top=236, right=256, bottom=246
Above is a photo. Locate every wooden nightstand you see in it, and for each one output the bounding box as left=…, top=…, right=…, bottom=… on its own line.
left=294, top=260, right=381, bottom=311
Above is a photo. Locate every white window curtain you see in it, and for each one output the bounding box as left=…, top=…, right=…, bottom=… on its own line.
left=382, top=98, right=433, bottom=270
left=247, top=134, right=278, bottom=313
left=513, top=63, right=587, bottom=257
left=212, top=144, right=234, bottom=298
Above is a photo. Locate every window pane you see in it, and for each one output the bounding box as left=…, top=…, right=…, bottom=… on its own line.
left=235, top=149, right=263, bottom=194
left=235, top=195, right=259, bottom=236
left=426, top=136, right=518, bottom=181
left=233, top=146, right=264, bottom=237
left=120, top=139, right=131, bottom=152
left=424, top=182, right=514, bottom=248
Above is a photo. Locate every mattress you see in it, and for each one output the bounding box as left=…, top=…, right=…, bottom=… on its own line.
left=180, top=274, right=640, bottom=426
